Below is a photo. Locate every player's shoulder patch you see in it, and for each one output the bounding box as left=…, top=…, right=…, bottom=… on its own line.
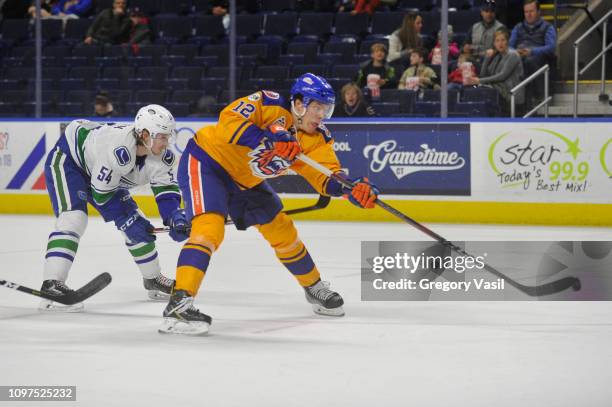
left=261, top=90, right=285, bottom=106
left=247, top=92, right=261, bottom=102
left=316, top=124, right=333, bottom=143
left=113, top=146, right=132, bottom=166
left=162, top=149, right=175, bottom=166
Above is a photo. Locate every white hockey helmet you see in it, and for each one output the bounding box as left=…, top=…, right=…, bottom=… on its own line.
left=134, top=104, right=176, bottom=140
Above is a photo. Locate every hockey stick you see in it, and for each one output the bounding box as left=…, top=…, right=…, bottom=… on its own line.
left=296, top=153, right=581, bottom=297
left=152, top=194, right=332, bottom=234
left=0, top=272, right=112, bottom=305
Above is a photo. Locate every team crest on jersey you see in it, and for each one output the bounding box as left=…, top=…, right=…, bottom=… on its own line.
left=114, top=146, right=131, bottom=166
left=247, top=140, right=292, bottom=179
left=248, top=93, right=261, bottom=102
left=262, top=91, right=280, bottom=99
left=273, top=116, right=286, bottom=127
left=162, top=149, right=175, bottom=166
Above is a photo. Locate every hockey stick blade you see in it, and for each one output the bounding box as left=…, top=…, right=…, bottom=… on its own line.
left=0, top=272, right=112, bottom=305
left=295, top=153, right=582, bottom=297
left=152, top=195, right=332, bottom=234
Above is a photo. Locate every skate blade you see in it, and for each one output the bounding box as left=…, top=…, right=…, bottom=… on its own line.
left=147, top=290, right=171, bottom=301
left=38, top=299, right=84, bottom=313
left=158, top=318, right=210, bottom=336
left=312, top=304, right=345, bottom=317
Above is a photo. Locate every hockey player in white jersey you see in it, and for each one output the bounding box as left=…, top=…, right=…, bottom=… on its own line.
left=40, top=104, right=190, bottom=311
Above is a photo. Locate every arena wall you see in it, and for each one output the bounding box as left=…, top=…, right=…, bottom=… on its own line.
left=1, top=118, right=610, bottom=226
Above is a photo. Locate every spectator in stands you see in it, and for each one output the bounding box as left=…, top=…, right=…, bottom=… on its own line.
left=355, top=43, right=398, bottom=89
left=509, top=0, right=556, bottom=102
left=50, top=0, right=92, bottom=18
left=463, top=0, right=505, bottom=65
left=335, top=82, right=377, bottom=117
left=93, top=92, right=116, bottom=118
left=398, top=48, right=439, bottom=91
left=388, top=12, right=424, bottom=67
left=464, top=29, right=523, bottom=114
left=350, top=0, right=380, bottom=15
left=210, top=0, right=228, bottom=16
left=127, top=8, right=152, bottom=46
left=84, top=0, right=130, bottom=45
left=26, top=0, right=56, bottom=19
left=448, top=53, right=477, bottom=90
left=429, top=25, right=460, bottom=65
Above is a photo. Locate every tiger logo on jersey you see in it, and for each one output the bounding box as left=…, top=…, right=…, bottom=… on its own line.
left=247, top=140, right=292, bottom=179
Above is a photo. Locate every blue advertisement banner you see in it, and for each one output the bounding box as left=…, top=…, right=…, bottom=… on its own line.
left=270, top=123, right=471, bottom=196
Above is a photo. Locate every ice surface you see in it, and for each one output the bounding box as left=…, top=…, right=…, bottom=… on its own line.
left=1, top=215, right=611, bottom=407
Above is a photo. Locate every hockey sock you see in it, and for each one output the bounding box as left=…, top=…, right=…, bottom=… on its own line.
left=126, top=240, right=161, bottom=279
left=175, top=242, right=212, bottom=296
left=44, top=231, right=80, bottom=282
left=276, top=241, right=321, bottom=287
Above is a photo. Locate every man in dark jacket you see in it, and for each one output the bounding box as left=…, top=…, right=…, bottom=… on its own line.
left=509, top=0, right=555, bottom=103
left=355, top=43, right=398, bottom=89
left=84, top=0, right=130, bottom=45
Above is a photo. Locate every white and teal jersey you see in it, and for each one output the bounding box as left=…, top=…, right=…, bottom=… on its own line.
left=63, top=119, right=179, bottom=207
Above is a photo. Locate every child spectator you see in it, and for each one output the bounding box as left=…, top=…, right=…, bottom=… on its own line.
left=335, top=82, right=377, bottom=117
left=398, top=48, right=439, bottom=91
left=448, top=53, right=477, bottom=90
left=429, top=25, right=460, bottom=65
left=350, top=0, right=380, bottom=15
left=355, top=43, right=398, bottom=90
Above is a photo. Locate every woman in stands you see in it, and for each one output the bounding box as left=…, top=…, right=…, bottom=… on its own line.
left=388, top=12, right=424, bottom=68
left=464, top=29, right=523, bottom=115
left=335, top=82, right=377, bottom=117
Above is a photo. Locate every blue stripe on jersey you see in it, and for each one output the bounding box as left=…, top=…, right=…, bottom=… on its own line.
left=236, top=123, right=265, bottom=149
left=228, top=121, right=249, bottom=144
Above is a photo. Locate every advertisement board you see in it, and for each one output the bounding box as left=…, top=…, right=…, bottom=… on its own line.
left=471, top=123, right=612, bottom=203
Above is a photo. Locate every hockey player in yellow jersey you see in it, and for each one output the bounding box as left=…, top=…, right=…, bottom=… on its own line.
left=159, top=73, right=379, bottom=335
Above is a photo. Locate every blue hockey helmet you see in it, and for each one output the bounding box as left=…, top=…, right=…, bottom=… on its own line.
left=290, top=73, right=336, bottom=118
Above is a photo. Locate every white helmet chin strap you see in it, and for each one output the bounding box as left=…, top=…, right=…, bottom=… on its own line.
left=291, top=100, right=307, bottom=125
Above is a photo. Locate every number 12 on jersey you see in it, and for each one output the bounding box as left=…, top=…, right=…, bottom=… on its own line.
left=232, top=101, right=255, bottom=118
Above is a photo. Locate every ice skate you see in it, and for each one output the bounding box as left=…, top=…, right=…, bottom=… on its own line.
left=38, top=280, right=84, bottom=312
left=143, top=274, right=175, bottom=301
left=158, top=290, right=212, bottom=336
left=304, top=280, right=344, bottom=317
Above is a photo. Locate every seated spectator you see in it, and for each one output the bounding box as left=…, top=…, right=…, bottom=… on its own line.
left=464, top=29, right=523, bottom=113
left=429, top=25, right=460, bottom=65
left=448, top=53, right=477, bottom=91
left=51, top=0, right=92, bottom=18
left=93, top=92, right=116, bottom=118
left=335, top=83, right=377, bottom=117
left=509, top=0, right=556, bottom=102
left=26, top=1, right=55, bottom=19
left=355, top=43, right=398, bottom=90
left=84, top=0, right=130, bottom=46
left=388, top=13, right=424, bottom=68
left=350, top=0, right=380, bottom=15
left=127, top=8, right=152, bottom=46
left=398, top=48, right=439, bottom=91
left=463, top=0, right=505, bottom=66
